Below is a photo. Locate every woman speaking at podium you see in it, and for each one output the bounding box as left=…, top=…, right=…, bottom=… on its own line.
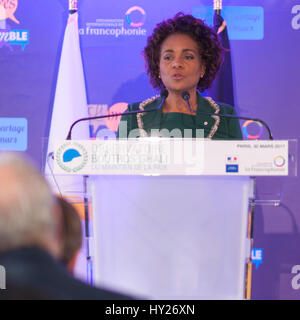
left=117, top=13, right=242, bottom=140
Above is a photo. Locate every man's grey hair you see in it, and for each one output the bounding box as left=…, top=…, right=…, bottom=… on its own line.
left=0, top=152, right=56, bottom=252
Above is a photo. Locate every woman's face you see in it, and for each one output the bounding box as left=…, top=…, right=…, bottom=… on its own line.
left=159, top=33, right=205, bottom=93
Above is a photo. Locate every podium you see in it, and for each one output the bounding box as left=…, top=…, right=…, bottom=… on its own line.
left=52, top=139, right=296, bottom=299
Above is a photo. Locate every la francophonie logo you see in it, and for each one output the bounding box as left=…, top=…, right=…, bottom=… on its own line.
left=125, top=6, right=146, bottom=28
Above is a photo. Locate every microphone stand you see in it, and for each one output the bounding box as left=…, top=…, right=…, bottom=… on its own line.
left=83, top=175, right=93, bottom=286
left=182, top=91, right=273, bottom=140
left=66, top=91, right=168, bottom=140
left=67, top=109, right=150, bottom=140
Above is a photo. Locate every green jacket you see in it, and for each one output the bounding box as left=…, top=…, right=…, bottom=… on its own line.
left=117, top=92, right=243, bottom=140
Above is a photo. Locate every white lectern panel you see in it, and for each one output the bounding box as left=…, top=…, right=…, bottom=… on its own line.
left=89, top=175, right=251, bottom=299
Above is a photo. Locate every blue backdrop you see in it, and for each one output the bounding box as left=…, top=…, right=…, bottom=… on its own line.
left=1, top=0, right=300, bottom=299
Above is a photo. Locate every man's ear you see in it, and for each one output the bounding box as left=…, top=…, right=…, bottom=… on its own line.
left=48, top=197, right=64, bottom=258
left=67, top=250, right=80, bottom=274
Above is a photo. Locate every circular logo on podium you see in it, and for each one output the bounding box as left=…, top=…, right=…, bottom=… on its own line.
left=242, top=120, right=263, bottom=139
left=56, top=142, right=88, bottom=173
left=274, top=155, right=285, bottom=168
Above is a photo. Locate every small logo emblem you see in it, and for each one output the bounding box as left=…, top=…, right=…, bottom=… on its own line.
left=125, top=6, right=146, bottom=27
left=242, top=120, right=263, bottom=140
left=252, top=248, right=263, bottom=269
left=274, top=155, right=285, bottom=168
left=0, top=0, right=29, bottom=50
left=226, top=155, right=239, bottom=173
left=0, top=0, right=20, bottom=24
left=226, top=164, right=239, bottom=173
left=56, top=142, right=88, bottom=173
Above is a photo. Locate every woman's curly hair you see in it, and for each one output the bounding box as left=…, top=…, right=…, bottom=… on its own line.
left=143, top=13, right=224, bottom=92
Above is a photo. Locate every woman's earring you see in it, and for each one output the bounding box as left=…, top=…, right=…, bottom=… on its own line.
left=201, top=67, right=206, bottom=79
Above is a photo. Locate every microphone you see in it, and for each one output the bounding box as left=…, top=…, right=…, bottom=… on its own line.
left=181, top=91, right=273, bottom=140
left=66, top=90, right=168, bottom=140
left=181, top=91, right=194, bottom=113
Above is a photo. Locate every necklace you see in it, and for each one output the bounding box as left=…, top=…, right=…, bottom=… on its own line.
left=136, top=95, right=220, bottom=138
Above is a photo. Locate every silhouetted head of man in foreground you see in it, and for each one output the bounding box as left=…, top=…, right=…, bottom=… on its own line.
left=0, top=152, right=132, bottom=300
